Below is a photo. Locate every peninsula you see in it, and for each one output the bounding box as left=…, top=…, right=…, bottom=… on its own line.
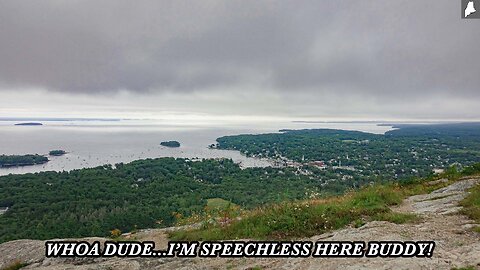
left=0, top=154, right=48, bottom=168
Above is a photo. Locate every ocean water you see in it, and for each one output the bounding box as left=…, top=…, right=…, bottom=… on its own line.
left=0, top=120, right=392, bottom=176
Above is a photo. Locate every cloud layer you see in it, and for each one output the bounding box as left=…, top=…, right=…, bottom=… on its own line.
left=0, top=0, right=479, bottom=119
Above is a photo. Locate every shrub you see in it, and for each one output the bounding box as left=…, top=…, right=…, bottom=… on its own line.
left=110, top=228, right=122, bottom=238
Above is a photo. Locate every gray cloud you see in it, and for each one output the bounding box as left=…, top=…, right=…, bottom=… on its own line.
left=0, top=0, right=479, bottom=119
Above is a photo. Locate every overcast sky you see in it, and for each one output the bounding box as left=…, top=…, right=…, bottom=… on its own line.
left=0, top=0, right=479, bottom=121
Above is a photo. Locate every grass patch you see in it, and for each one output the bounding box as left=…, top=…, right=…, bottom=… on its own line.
left=373, top=212, right=419, bottom=224
left=459, top=182, right=480, bottom=227
left=170, top=185, right=415, bottom=241
left=207, top=198, right=236, bottom=210
left=174, top=198, right=241, bottom=227
left=170, top=165, right=480, bottom=241
left=451, top=266, right=476, bottom=270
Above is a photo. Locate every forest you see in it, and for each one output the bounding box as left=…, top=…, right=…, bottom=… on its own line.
left=0, top=158, right=342, bottom=243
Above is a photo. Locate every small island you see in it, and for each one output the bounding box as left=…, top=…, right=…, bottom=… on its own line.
left=49, top=150, right=66, bottom=156
left=14, top=122, right=43, bottom=126
left=160, top=141, right=181, bottom=147
left=0, top=154, right=49, bottom=168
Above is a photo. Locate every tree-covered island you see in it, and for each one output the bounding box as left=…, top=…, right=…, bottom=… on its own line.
left=49, top=150, right=66, bottom=156
left=160, top=141, right=181, bottom=147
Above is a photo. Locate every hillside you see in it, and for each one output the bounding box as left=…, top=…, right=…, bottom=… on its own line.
left=1, top=173, right=479, bottom=269
left=0, top=158, right=338, bottom=243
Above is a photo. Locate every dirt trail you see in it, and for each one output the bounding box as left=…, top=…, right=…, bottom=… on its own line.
left=1, top=178, right=479, bottom=270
